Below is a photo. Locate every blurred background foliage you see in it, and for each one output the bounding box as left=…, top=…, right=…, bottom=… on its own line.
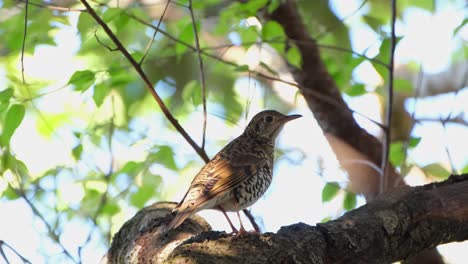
left=0, top=0, right=466, bottom=263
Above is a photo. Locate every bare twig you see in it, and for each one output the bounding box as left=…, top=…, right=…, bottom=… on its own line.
left=78, top=0, right=210, bottom=163
left=0, top=240, right=32, bottom=264
left=187, top=0, right=208, bottom=150
left=12, top=187, right=77, bottom=263
left=139, top=0, right=171, bottom=65
left=94, top=31, right=118, bottom=51
left=380, top=0, right=397, bottom=193
left=21, top=0, right=29, bottom=84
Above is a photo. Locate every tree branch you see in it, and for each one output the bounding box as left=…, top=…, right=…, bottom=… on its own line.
left=103, top=174, right=468, bottom=263
left=78, top=0, right=210, bottom=163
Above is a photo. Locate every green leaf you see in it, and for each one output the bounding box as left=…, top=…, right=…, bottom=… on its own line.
left=182, top=80, right=202, bottom=106
left=68, top=70, right=95, bottom=92
left=0, top=88, right=13, bottom=102
left=93, top=83, right=110, bottom=107
left=389, top=141, right=405, bottom=166
left=77, top=12, right=95, bottom=39
left=343, top=191, right=357, bottom=211
left=362, top=15, right=384, bottom=33
left=345, top=84, right=366, bottom=96
left=150, top=145, right=178, bottom=170
left=234, top=64, right=250, bottom=72
left=408, top=137, right=421, bottom=148
left=130, top=185, right=154, bottom=207
left=2, top=184, right=19, bottom=200
left=286, top=46, right=302, bottom=68
left=394, top=78, right=413, bottom=92
left=240, top=0, right=268, bottom=15
left=262, top=21, right=286, bottom=52
left=2, top=104, right=25, bottom=146
left=72, top=144, right=83, bottom=160
left=320, top=216, right=332, bottom=223
left=102, top=202, right=120, bottom=216
left=267, top=0, right=281, bottom=13
left=373, top=37, right=403, bottom=78
left=239, top=26, right=258, bottom=44
left=176, top=22, right=199, bottom=55
left=102, top=8, right=122, bottom=23
left=453, top=18, right=467, bottom=36
left=461, top=163, right=468, bottom=174
left=422, top=163, right=450, bottom=180
left=322, top=182, right=340, bottom=202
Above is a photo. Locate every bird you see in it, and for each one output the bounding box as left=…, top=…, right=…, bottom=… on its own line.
left=166, top=110, right=301, bottom=234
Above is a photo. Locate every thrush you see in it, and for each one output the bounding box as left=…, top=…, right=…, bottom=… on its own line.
left=166, top=110, right=301, bottom=234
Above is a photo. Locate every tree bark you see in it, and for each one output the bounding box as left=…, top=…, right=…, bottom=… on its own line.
left=102, top=174, right=468, bottom=264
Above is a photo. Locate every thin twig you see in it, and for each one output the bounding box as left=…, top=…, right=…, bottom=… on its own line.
left=79, top=0, right=210, bottom=163
left=0, top=240, right=32, bottom=264
left=139, top=0, right=171, bottom=65
left=94, top=30, right=118, bottom=51
left=188, top=0, right=208, bottom=150
left=13, top=188, right=77, bottom=263
left=21, top=0, right=29, bottom=84
left=380, top=0, right=397, bottom=193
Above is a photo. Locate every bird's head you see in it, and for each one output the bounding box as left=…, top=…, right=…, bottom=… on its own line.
left=244, top=110, right=301, bottom=139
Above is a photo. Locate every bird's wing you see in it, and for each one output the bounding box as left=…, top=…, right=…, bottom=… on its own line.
left=184, top=153, right=265, bottom=209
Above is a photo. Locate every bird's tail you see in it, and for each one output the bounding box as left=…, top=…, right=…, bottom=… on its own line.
left=166, top=206, right=196, bottom=232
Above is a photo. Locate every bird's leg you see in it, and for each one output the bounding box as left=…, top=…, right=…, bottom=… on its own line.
left=236, top=211, right=247, bottom=235
left=217, top=205, right=238, bottom=234
left=243, top=209, right=261, bottom=233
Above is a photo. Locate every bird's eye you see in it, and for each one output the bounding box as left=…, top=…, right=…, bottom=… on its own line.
left=265, top=115, right=273, bottom=123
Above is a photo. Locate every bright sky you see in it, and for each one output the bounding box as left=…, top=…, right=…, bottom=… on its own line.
left=0, top=0, right=467, bottom=263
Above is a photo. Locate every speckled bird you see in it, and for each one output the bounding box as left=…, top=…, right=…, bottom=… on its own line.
left=166, top=110, right=301, bottom=233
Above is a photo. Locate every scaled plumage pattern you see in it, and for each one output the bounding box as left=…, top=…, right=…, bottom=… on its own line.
left=167, top=110, right=301, bottom=233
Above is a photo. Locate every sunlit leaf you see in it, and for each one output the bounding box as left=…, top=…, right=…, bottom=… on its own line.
left=286, top=46, right=302, bottom=68
left=262, top=21, right=286, bottom=52
left=344, top=84, right=366, bottom=97
left=422, top=163, right=450, bottom=180
left=130, top=185, right=155, bottom=208
left=408, top=137, right=421, bottom=148
left=343, top=191, right=357, bottom=211
left=2, top=104, right=25, bottom=146
left=68, top=70, right=95, bottom=92
left=102, top=8, right=122, bottom=23
left=394, top=78, right=413, bottom=92
left=0, top=88, right=13, bottom=102
left=72, top=144, right=83, bottom=160
left=389, top=141, right=405, bottom=166
left=453, top=18, right=467, bottom=36
left=322, top=182, right=340, bottom=202
left=182, top=80, right=202, bottom=106
left=176, top=22, right=199, bottom=55
left=150, top=145, right=178, bottom=170
left=234, top=65, right=250, bottom=72
left=102, top=202, right=120, bottom=216
left=93, top=83, right=111, bottom=107
left=267, top=0, right=281, bottom=13
left=239, top=26, right=258, bottom=44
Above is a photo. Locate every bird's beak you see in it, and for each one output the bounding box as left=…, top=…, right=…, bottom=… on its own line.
left=283, top=114, right=302, bottom=123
